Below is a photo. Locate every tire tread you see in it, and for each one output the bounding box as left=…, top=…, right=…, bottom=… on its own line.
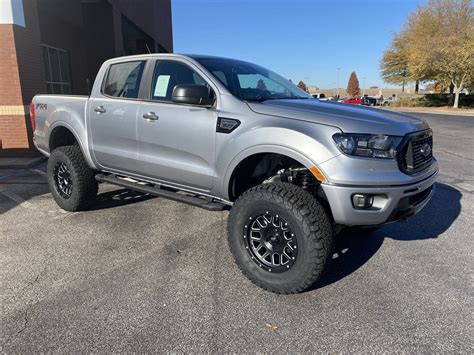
left=48, top=145, right=98, bottom=211
left=227, top=183, right=333, bottom=294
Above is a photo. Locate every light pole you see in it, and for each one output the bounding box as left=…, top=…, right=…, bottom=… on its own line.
left=336, top=68, right=341, bottom=99
left=362, top=77, right=366, bottom=96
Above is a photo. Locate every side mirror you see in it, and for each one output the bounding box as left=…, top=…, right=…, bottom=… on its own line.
left=172, top=84, right=215, bottom=107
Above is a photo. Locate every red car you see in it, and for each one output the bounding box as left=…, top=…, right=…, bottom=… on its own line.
left=343, top=97, right=362, bottom=105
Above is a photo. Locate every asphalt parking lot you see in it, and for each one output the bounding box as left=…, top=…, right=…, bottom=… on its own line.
left=1, top=112, right=473, bottom=352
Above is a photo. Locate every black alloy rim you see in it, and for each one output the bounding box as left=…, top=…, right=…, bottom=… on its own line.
left=54, top=162, right=73, bottom=198
left=243, top=211, right=298, bottom=273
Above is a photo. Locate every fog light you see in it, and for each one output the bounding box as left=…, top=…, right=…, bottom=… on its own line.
left=352, top=194, right=374, bottom=209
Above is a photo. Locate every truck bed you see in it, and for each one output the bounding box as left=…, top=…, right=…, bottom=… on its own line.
left=32, top=94, right=89, bottom=156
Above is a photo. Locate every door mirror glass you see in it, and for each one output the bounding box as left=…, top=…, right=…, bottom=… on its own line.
left=172, top=84, right=215, bottom=106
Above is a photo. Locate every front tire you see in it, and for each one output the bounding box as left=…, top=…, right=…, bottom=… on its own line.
left=47, top=145, right=98, bottom=211
left=227, top=183, right=333, bottom=294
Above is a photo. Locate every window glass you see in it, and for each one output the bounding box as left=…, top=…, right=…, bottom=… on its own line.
left=42, top=46, right=51, bottom=82
left=62, top=84, right=72, bottom=94
left=53, top=84, right=62, bottom=94
left=212, top=71, right=227, bottom=86
left=237, top=73, right=286, bottom=93
left=151, top=61, right=207, bottom=101
left=195, top=57, right=311, bottom=101
left=59, top=51, right=71, bottom=83
left=103, top=61, right=145, bottom=98
left=42, top=45, right=72, bottom=94
left=49, top=48, right=61, bottom=82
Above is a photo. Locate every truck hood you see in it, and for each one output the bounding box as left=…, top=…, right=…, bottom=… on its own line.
left=247, top=99, right=429, bottom=136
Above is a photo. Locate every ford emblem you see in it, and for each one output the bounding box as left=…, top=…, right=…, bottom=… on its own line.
left=420, top=143, right=432, bottom=157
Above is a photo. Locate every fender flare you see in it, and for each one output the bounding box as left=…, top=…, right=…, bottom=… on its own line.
left=222, top=144, right=318, bottom=200
left=47, top=121, right=97, bottom=170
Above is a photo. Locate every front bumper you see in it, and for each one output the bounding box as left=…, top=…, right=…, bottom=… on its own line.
left=321, top=168, right=438, bottom=226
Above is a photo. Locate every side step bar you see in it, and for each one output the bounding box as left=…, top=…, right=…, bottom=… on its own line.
left=95, top=173, right=227, bottom=211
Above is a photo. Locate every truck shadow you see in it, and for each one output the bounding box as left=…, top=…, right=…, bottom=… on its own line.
left=313, top=183, right=462, bottom=291
left=90, top=188, right=156, bottom=210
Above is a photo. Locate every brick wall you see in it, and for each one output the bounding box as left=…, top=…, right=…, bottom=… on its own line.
left=0, top=1, right=44, bottom=155
left=0, top=24, right=31, bottom=152
left=0, top=115, right=29, bottom=149
left=0, top=25, right=22, bottom=105
left=14, top=0, right=47, bottom=104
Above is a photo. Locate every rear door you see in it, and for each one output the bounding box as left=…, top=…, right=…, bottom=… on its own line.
left=89, top=60, right=146, bottom=174
left=135, top=59, right=218, bottom=191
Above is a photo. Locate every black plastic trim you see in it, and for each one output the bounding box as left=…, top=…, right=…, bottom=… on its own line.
left=397, top=129, right=433, bottom=175
left=216, top=117, right=241, bottom=133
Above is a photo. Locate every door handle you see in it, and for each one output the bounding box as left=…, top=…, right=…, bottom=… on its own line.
left=94, top=106, right=106, bottom=114
left=142, top=112, right=159, bottom=121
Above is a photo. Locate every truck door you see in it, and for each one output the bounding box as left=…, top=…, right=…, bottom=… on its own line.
left=136, top=59, right=217, bottom=191
left=88, top=60, right=146, bottom=174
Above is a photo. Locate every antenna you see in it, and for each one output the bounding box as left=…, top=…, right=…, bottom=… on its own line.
left=145, top=43, right=152, bottom=54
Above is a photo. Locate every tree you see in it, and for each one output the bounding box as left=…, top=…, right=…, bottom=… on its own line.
left=297, top=81, right=308, bottom=92
left=404, top=0, right=474, bottom=108
left=380, top=33, right=413, bottom=92
left=347, top=72, right=361, bottom=97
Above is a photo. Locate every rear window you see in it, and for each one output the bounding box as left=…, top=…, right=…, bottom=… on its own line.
left=103, top=61, right=145, bottom=98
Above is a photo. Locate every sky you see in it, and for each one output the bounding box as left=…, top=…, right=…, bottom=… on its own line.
left=172, top=0, right=428, bottom=89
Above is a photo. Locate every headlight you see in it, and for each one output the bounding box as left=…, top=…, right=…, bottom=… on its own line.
left=333, top=133, right=402, bottom=159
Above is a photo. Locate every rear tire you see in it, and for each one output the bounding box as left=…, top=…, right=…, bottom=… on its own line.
left=227, top=183, right=333, bottom=294
left=47, top=145, right=98, bottom=211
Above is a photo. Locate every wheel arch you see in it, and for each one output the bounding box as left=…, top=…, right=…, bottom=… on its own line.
left=47, top=122, right=97, bottom=169
left=224, top=145, right=318, bottom=201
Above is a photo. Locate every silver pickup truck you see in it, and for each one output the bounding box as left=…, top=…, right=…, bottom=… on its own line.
left=31, top=54, right=437, bottom=293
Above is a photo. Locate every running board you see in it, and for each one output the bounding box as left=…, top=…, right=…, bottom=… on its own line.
left=95, top=173, right=227, bottom=211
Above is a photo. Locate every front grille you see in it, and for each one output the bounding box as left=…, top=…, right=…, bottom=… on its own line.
left=398, top=130, right=433, bottom=174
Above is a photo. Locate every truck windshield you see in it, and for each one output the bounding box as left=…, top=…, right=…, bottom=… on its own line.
left=194, top=57, right=311, bottom=102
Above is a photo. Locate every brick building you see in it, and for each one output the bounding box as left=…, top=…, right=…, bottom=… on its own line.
left=0, top=0, right=173, bottom=156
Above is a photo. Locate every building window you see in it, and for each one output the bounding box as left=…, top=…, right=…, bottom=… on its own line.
left=42, top=45, right=72, bottom=94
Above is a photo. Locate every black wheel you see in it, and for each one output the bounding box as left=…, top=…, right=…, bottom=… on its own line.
left=227, top=183, right=333, bottom=294
left=47, top=145, right=98, bottom=211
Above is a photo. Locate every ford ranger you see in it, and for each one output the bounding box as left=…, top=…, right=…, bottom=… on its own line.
left=31, top=54, right=437, bottom=294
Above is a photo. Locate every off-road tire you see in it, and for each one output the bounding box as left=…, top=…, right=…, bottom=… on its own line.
left=227, top=183, right=333, bottom=294
left=47, top=145, right=98, bottom=211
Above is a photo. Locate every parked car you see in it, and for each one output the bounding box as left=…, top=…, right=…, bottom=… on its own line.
left=384, top=96, right=396, bottom=105
left=343, top=97, right=363, bottom=105
left=362, top=96, right=377, bottom=106
left=31, top=54, right=437, bottom=294
left=311, top=93, right=327, bottom=101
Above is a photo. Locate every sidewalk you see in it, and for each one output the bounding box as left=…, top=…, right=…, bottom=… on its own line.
left=383, top=106, right=474, bottom=116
